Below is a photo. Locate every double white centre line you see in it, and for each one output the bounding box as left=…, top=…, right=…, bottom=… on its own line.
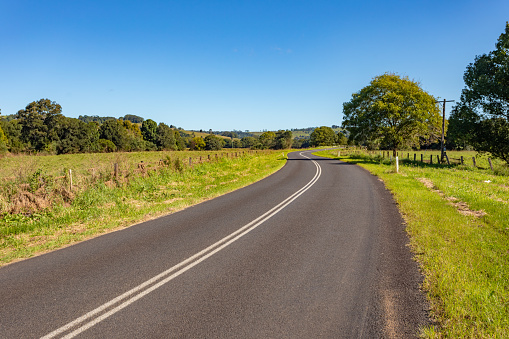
left=42, top=152, right=321, bottom=339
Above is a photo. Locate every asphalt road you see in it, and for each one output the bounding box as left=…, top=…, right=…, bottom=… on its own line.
left=0, top=150, right=429, bottom=338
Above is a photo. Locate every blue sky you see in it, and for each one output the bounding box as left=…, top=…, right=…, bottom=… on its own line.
left=1, top=0, right=508, bottom=131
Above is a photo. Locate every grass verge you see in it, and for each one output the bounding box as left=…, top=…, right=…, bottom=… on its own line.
left=314, top=149, right=509, bottom=338
left=0, top=150, right=288, bottom=266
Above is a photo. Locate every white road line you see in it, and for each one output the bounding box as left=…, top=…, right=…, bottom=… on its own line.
left=42, top=152, right=321, bottom=339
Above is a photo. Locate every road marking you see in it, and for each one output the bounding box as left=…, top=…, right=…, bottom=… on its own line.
left=42, top=152, right=321, bottom=339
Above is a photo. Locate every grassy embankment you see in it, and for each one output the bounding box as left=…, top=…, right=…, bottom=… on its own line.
left=0, top=150, right=288, bottom=266
left=315, top=149, right=509, bottom=338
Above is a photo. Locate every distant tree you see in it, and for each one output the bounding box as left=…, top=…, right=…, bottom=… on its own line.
left=97, top=139, right=117, bottom=152
left=292, top=138, right=310, bottom=149
left=221, top=131, right=238, bottom=139
left=0, top=119, right=24, bottom=152
left=232, top=139, right=242, bottom=148
left=0, top=114, right=18, bottom=122
left=174, top=130, right=185, bottom=150
left=99, top=119, right=129, bottom=150
left=336, top=131, right=348, bottom=145
left=141, top=119, right=158, bottom=144
left=204, top=134, right=223, bottom=150
left=122, top=114, right=144, bottom=124
left=156, top=123, right=177, bottom=150
left=223, top=138, right=232, bottom=148
left=122, top=120, right=142, bottom=137
left=259, top=131, right=276, bottom=149
left=16, top=98, right=63, bottom=152
left=448, top=22, right=509, bottom=163
left=55, top=117, right=100, bottom=154
left=78, top=115, right=116, bottom=124
left=310, top=126, right=336, bottom=146
left=241, top=136, right=257, bottom=148
left=190, top=136, right=206, bottom=150
left=274, top=130, right=292, bottom=149
left=0, top=126, right=8, bottom=154
left=342, top=73, right=441, bottom=156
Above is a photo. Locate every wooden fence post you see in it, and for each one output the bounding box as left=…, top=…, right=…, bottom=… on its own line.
left=421, top=154, right=423, bottom=163
left=114, top=163, right=118, bottom=179
left=445, top=154, right=450, bottom=165
left=414, top=153, right=416, bottom=161
left=488, top=158, right=493, bottom=171
left=189, top=157, right=192, bottom=167
left=69, top=169, right=73, bottom=191
left=461, top=156, right=464, bottom=165
left=430, top=155, right=433, bottom=164
left=437, top=155, right=440, bottom=164
left=472, top=157, right=476, bottom=167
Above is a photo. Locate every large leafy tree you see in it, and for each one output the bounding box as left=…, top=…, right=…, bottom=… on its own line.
left=16, top=98, right=63, bottom=151
left=342, top=73, right=441, bottom=156
left=310, top=126, right=336, bottom=146
left=448, top=22, right=509, bottom=163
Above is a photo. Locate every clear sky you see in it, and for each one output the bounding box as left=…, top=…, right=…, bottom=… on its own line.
left=1, top=0, right=508, bottom=131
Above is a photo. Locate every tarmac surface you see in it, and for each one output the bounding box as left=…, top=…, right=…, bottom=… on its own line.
left=0, top=150, right=429, bottom=338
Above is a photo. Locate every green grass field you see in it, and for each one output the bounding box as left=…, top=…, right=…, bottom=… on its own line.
left=0, top=149, right=287, bottom=266
left=315, top=149, right=509, bottom=338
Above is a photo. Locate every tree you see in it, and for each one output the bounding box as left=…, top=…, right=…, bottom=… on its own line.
left=55, top=117, right=100, bottom=154
left=336, top=131, right=348, bottom=145
left=99, top=119, right=129, bottom=151
left=141, top=119, right=158, bottom=144
left=310, top=126, right=336, bottom=146
left=97, top=139, right=117, bottom=152
left=16, top=99, right=63, bottom=151
left=274, top=130, right=292, bottom=149
left=0, top=119, right=24, bottom=152
left=448, top=22, right=509, bottom=163
left=259, top=131, right=276, bottom=149
left=241, top=136, right=257, bottom=148
left=122, top=114, right=144, bottom=124
left=156, top=123, right=177, bottom=150
left=190, top=137, right=206, bottom=150
left=342, top=73, right=441, bottom=156
left=204, top=134, right=223, bottom=150
left=174, top=130, right=186, bottom=150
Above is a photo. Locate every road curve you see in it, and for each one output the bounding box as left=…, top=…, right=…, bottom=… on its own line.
left=0, top=150, right=428, bottom=338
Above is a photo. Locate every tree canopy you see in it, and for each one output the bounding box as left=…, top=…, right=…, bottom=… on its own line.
left=448, top=22, right=509, bottom=163
left=16, top=99, right=63, bottom=151
left=342, top=73, right=441, bottom=155
left=310, top=126, right=336, bottom=146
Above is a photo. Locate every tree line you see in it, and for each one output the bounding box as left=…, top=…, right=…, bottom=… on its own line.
left=341, top=22, right=509, bottom=165
left=0, top=102, right=346, bottom=154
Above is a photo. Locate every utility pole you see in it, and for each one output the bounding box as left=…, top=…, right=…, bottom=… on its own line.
left=436, top=99, right=455, bottom=163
